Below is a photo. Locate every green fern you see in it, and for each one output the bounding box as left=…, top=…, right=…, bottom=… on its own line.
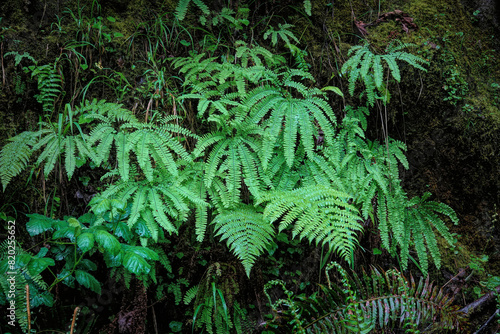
left=0, top=131, right=38, bottom=191
left=244, top=79, right=336, bottom=168
left=303, top=109, right=457, bottom=275
left=265, top=262, right=463, bottom=333
left=303, top=0, right=312, bottom=16
left=260, top=185, right=362, bottom=265
left=341, top=41, right=428, bottom=106
left=401, top=192, right=458, bottom=274
left=31, top=63, right=63, bottom=113
left=192, top=120, right=269, bottom=208
left=212, top=205, right=275, bottom=277
left=263, top=23, right=300, bottom=48
left=93, top=166, right=206, bottom=241
left=175, top=0, right=210, bottom=21
left=187, top=263, right=241, bottom=334
left=0, top=241, right=54, bottom=331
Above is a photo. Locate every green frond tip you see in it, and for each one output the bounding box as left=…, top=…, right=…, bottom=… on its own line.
left=175, top=0, right=210, bottom=21
left=212, top=205, right=275, bottom=277
left=303, top=0, right=312, bottom=16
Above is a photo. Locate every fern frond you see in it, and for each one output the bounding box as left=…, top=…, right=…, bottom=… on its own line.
left=175, top=0, right=210, bottom=21
left=262, top=185, right=362, bottom=265
left=0, top=131, right=38, bottom=190
left=213, top=205, right=274, bottom=277
left=31, top=63, right=62, bottom=113
left=341, top=41, right=428, bottom=106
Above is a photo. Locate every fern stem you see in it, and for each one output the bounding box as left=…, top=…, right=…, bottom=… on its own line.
left=26, top=284, right=31, bottom=332
left=70, top=307, right=80, bottom=334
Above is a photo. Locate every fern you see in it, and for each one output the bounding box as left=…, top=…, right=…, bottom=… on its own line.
left=93, top=166, right=206, bottom=241
left=0, top=241, right=54, bottom=331
left=303, top=109, right=457, bottom=275
left=212, top=205, right=275, bottom=277
left=245, top=82, right=336, bottom=168
left=31, top=63, right=63, bottom=113
left=260, top=185, right=362, bottom=265
left=341, top=41, right=428, bottom=106
left=187, top=263, right=241, bottom=334
left=401, top=192, right=458, bottom=275
left=263, top=23, right=300, bottom=48
left=0, top=131, right=38, bottom=191
left=265, top=262, right=463, bottom=333
left=175, top=0, right=210, bottom=21
left=303, top=0, right=312, bottom=16
left=193, top=123, right=268, bottom=208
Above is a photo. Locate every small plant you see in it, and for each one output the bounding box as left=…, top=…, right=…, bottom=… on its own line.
left=341, top=40, right=428, bottom=106
left=184, top=263, right=249, bottom=334
left=443, top=66, right=469, bottom=105
left=471, top=9, right=481, bottom=23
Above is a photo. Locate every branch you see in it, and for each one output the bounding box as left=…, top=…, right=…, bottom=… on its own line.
left=460, top=285, right=500, bottom=315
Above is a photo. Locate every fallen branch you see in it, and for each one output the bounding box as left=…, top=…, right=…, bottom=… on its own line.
left=460, top=285, right=500, bottom=315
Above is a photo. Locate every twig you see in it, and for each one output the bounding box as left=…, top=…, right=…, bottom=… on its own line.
left=1, top=42, right=5, bottom=86
left=460, top=285, right=500, bottom=314
left=473, top=309, right=499, bottom=334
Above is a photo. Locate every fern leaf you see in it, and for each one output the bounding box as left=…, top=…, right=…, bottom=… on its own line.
left=195, top=204, right=208, bottom=242
left=204, top=139, right=229, bottom=188
left=383, top=55, right=401, bottom=82
left=213, top=205, right=274, bottom=277
left=115, top=132, right=131, bottom=181
left=0, top=131, right=37, bottom=190
left=283, top=101, right=299, bottom=167
left=148, top=188, right=177, bottom=234
left=64, top=137, right=76, bottom=179
left=128, top=186, right=147, bottom=228
left=303, top=0, right=312, bottom=15
left=263, top=185, right=362, bottom=265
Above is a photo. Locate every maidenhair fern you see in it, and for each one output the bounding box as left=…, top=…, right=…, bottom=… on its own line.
left=192, top=123, right=269, bottom=208
left=265, top=262, right=463, bottom=333
left=341, top=41, right=428, bottom=106
left=263, top=23, right=300, bottom=48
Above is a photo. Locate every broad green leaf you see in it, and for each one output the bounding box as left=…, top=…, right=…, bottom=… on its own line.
left=123, top=251, right=151, bottom=275
left=77, top=232, right=95, bottom=253
left=123, top=245, right=159, bottom=261
left=75, top=269, right=102, bottom=294
left=26, top=213, right=55, bottom=235
left=94, top=229, right=121, bottom=255
left=27, top=257, right=55, bottom=276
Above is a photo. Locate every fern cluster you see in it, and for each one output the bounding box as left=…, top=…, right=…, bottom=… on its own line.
left=184, top=263, right=249, bottom=334
left=299, top=107, right=457, bottom=275
left=341, top=41, right=428, bottom=106
left=265, top=262, right=463, bottom=333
